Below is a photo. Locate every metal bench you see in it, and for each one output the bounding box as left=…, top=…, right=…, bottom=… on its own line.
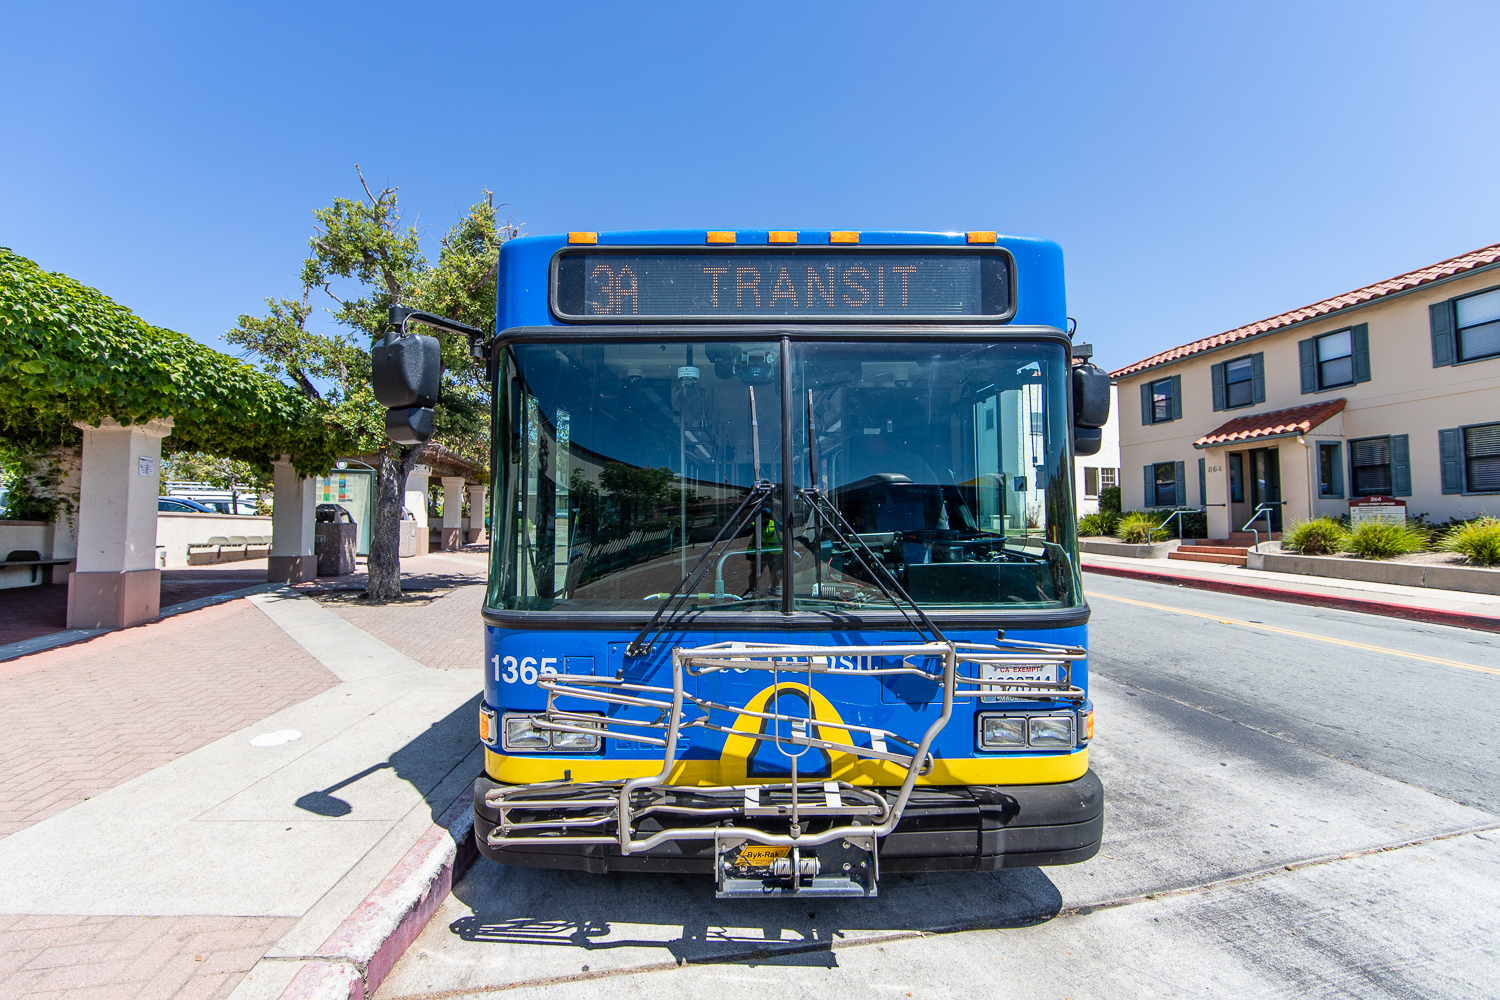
left=2, top=549, right=74, bottom=587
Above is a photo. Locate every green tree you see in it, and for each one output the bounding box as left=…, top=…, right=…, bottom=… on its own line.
left=161, top=452, right=273, bottom=513
left=229, top=169, right=516, bottom=598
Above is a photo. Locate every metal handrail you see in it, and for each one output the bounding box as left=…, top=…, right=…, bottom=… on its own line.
left=1155, top=506, right=1205, bottom=542
left=1241, top=501, right=1286, bottom=553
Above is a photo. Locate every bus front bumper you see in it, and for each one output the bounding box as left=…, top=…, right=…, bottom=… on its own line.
left=472, top=769, right=1102, bottom=875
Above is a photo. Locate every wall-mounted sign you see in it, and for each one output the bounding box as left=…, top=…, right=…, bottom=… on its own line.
left=1349, top=495, right=1406, bottom=527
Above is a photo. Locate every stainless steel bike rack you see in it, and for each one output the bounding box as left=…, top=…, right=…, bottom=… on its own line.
left=484, top=636, right=1085, bottom=897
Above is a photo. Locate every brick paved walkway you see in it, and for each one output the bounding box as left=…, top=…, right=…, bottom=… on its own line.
left=0, top=598, right=336, bottom=838
left=0, top=553, right=489, bottom=1000
left=0, top=913, right=295, bottom=1000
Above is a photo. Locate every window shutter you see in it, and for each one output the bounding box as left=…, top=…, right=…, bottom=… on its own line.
left=1299, top=338, right=1317, bottom=393
left=1439, top=428, right=1464, bottom=494
left=1430, top=301, right=1455, bottom=367
left=1251, top=352, right=1266, bottom=403
left=1173, top=461, right=1185, bottom=507
left=1351, top=324, right=1371, bottom=383
left=1170, top=375, right=1182, bottom=420
left=1210, top=363, right=1226, bottom=411
left=1391, top=434, right=1411, bottom=496
left=1144, top=465, right=1155, bottom=507
left=1198, top=457, right=1207, bottom=506
left=1140, top=382, right=1153, bottom=425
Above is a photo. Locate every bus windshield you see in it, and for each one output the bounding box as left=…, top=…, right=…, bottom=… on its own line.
left=493, top=338, right=1079, bottom=613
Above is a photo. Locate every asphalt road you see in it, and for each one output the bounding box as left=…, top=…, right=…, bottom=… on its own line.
left=373, top=575, right=1500, bottom=1000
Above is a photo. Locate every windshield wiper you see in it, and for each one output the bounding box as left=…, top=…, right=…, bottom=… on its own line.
left=802, top=389, right=947, bottom=644
left=627, top=386, right=774, bottom=658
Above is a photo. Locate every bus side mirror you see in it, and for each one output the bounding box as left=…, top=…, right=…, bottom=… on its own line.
left=372, top=333, right=441, bottom=444
left=1072, top=362, right=1110, bottom=457
left=1072, top=364, right=1111, bottom=428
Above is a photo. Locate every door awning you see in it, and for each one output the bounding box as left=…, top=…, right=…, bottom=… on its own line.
left=1193, top=399, right=1346, bottom=449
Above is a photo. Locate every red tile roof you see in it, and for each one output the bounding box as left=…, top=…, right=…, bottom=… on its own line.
left=1112, top=242, right=1500, bottom=379
left=1193, top=399, right=1346, bottom=449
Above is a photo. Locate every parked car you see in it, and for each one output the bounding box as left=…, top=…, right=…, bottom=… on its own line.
left=158, top=496, right=216, bottom=513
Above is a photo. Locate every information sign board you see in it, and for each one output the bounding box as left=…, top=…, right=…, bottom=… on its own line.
left=1349, top=495, right=1406, bottom=527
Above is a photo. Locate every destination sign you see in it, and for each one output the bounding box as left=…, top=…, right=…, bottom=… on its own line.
left=553, top=250, right=1010, bottom=320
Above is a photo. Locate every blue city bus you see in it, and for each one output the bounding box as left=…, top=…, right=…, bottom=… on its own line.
left=468, top=229, right=1108, bottom=897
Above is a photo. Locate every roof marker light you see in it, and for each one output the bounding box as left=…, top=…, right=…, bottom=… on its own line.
left=768, top=231, right=798, bottom=244
left=967, top=231, right=997, bottom=244
left=706, top=231, right=736, bottom=244
left=829, top=231, right=859, bottom=244
left=568, top=232, right=598, bottom=244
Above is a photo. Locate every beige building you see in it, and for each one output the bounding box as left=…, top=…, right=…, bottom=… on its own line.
left=1112, top=243, right=1500, bottom=539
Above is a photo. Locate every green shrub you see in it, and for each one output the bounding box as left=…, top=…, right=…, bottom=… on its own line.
left=1077, top=510, right=1119, bottom=536
left=1438, top=517, right=1500, bottom=567
left=1117, top=511, right=1168, bottom=544
left=1282, top=517, right=1348, bottom=556
left=1098, top=485, right=1122, bottom=515
left=1345, top=520, right=1429, bottom=560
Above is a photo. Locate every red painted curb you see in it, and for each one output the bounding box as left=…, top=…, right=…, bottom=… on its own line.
left=1083, top=563, right=1500, bottom=634
left=277, top=791, right=478, bottom=1000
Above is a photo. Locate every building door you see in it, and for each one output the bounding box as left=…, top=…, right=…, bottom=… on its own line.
left=1228, top=452, right=1249, bottom=536
left=1248, top=447, right=1282, bottom=531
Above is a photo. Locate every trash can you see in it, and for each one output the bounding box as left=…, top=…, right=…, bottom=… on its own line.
left=315, top=504, right=358, bottom=576
left=399, top=518, right=419, bottom=558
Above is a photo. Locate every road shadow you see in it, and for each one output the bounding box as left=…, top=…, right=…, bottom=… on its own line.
left=446, top=860, right=1062, bottom=965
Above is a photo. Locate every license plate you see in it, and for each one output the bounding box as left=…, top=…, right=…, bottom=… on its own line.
left=980, top=662, right=1059, bottom=703
left=735, top=845, right=790, bottom=867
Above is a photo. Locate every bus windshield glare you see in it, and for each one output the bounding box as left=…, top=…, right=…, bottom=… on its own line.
left=494, top=338, right=1078, bottom=613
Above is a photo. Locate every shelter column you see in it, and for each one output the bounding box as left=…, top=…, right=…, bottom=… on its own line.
left=440, top=476, right=465, bottom=551
left=467, top=484, right=487, bottom=544
left=268, top=456, right=317, bottom=583
left=405, top=464, right=430, bottom=557
left=67, top=417, right=172, bottom=629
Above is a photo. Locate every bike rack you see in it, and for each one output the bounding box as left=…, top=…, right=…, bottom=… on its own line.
left=484, top=635, right=1086, bottom=897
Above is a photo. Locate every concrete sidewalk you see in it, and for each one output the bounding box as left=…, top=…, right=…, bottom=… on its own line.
left=1082, top=551, right=1500, bottom=630
left=0, top=552, right=489, bottom=1000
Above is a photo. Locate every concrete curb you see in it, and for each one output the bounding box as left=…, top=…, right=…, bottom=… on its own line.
left=1084, top=562, right=1500, bottom=633
left=278, top=790, right=479, bottom=1000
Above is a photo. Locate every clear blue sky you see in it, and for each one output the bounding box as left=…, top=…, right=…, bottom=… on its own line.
left=4, top=1, right=1498, bottom=372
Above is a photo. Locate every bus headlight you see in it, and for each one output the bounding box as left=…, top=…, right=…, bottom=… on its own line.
left=503, top=715, right=550, bottom=750
left=502, top=713, right=604, bottom=753
left=1028, top=715, right=1075, bottom=748
left=980, top=716, right=1027, bottom=749
left=551, top=720, right=602, bottom=752
left=977, top=711, right=1078, bottom=751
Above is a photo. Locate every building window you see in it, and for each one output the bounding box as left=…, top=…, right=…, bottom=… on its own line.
left=1318, top=442, right=1344, bottom=498
left=1350, top=437, right=1390, bottom=495
left=1456, top=288, right=1500, bottom=363
left=1084, top=467, right=1100, bottom=498
left=1466, top=424, right=1500, bottom=492
left=1300, top=325, right=1369, bottom=393
left=1141, top=375, right=1181, bottom=425
left=1100, top=467, right=1118, bottom=490
left=1151, top=379, right=1173, bottom=422
left=1151, top=462, right=1179, bottom=507
left=1229, top=453, right=1244, bottom=503
left=1225, top=357, right=1254, bottom=408
left=1317, top=330, right=1355, bottom=388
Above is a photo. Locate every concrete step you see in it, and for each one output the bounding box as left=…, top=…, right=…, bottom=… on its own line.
left=1175, top=545, right=1250, bottom=556
left=1168, top=550, right=1248, bottom=566
left=1227, top=532, right=1280, bottom=543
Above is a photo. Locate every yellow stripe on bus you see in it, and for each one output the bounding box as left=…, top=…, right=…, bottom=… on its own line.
left=485, top=748, right=1087, bottom=786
